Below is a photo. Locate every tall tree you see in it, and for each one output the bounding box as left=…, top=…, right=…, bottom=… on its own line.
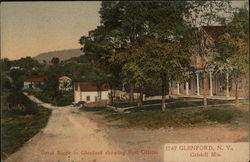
left=142, top=1, right=196, bottom=111
left=79, top=1, right=234, bottom=111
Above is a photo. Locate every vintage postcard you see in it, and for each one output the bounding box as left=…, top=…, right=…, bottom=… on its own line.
left=1, top=1, right=249, bottom=162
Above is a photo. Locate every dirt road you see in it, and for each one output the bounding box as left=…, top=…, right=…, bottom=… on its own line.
left=5, top=94, right=248, bottom=162
left=5, top=94, right=129, bottom=162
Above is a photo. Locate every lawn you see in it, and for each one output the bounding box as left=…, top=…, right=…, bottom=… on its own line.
left=81, top=99, right=248, bottom=129
left=1, top=107, right=51, bottom=159
left=112, top=98, right=234, bottom=110
left=1, top=91, right=52, bottom=160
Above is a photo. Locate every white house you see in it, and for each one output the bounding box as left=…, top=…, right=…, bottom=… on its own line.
left=23, top=75, right=72, bottom=91
left=23, top=75, right=47, bottom=89
left=74, top=82, right=110, bottom=103
left=58, top=76, right=72, bottom=91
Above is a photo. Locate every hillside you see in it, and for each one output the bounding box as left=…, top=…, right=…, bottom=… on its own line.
left=33, top=49, right=84, bottom=62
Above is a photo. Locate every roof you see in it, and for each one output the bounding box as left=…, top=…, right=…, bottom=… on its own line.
left=24, top=75, right=48, bottom=82
left=24, top=74, right=66, bottom=82
left=58, top=76, right=71, bottom=80
left=201, top=26, right=225, bottom=40
left=74, top=82, right=109, bottom=92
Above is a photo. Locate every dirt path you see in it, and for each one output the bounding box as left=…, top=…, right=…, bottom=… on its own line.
left=5, top=94, right=129, bottom=162
left=5, top=94, right=248, bottom=162
left=84, top=111, right=249, bottom=162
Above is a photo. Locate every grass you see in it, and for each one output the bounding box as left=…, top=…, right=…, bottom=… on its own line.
left=111, top=98, right=234, bottom=109
left=1, top=107, right=51, bottom=159
left=111, top=107, right=248, bottom=129
left=122, top=99, right=234, bottom=112
left=81, top=99, right=248, bottom=129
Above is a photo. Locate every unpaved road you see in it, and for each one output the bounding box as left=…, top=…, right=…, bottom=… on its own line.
left=5, top=94, right=129, bottom=162
left=5, top=94, right=248, bottom=162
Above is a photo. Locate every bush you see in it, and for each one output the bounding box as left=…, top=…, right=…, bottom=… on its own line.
left=32, top=90, right=73, bottom=106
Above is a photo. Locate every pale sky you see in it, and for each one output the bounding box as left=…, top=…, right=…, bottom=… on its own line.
left=1, top=2, right=101, bottom=60
left=0, top=1, right=246, bottom=60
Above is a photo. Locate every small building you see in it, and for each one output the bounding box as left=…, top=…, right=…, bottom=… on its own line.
left=58, top=76, right=72, bottom=91
left=23, top=75, right=47, bottom=89
left=23, top=75, right=72, bottom=91
left=74, top=82, right=110, bottom=103
left=10, top=66, right=23, bottom=70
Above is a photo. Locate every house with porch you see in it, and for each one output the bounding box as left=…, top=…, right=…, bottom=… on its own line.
left=169, top=26, right=249, bottom=98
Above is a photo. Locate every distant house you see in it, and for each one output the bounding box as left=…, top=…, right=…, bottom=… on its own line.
left=23, top=75, right=47, bottom=89
left=74, top=82, right=110, bottom=103
left=58, top=76, right=72, bottom=91
left=23, top=75, right=72, bottom=91
left=10, top=66, right=23, bottom=70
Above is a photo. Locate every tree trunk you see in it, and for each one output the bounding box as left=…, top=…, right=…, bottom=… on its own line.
left=203, top=71, right=208, bottom=108
left=110, top=87, right=114, bottom=105
left=161, top=73, right=167, bottom=111
left=129, top=83, right=134, bottom=104
left=97, top=81, right=102, bottom=101
left=235, top=80, right=239, bottom=105
left=99, top=84, right=102, bottom=101
left=137, top=85, right=143, bottom=107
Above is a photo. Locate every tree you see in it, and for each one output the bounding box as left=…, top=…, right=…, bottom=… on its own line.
left=0, top=58, right=11, bottom=71
left=98, top=2, right=148, bottom=104
left=122, top=46, right=152, bottom=107
left=9, top=69, right=25, bottom=90
left=214, top=8, right=248, bottom=105
left=140, top=1, right=197, bottom=111
left=6, top=90, right=31, bottom=109
left=79, top=1, right=234, bottom=111
left=189, top=1, right=233, bottom=108
left=42, top=76, right=59, bottom=91
left=13, top=56, right=41, bottom=71
left=1, top=76, right=12, bottom=90
left=51, top=57, right=60, bottom=65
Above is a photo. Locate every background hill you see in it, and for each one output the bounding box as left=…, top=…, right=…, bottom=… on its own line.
left=33, top=49, right=84, bottom=63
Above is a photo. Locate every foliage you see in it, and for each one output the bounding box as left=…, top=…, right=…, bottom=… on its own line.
left=6, top=90, right=32, bottom=108
left=214, top=8, right=248, bottom=103
left=9, top=69, right=25, bottom=90
left=12, top=56, right=42, bottom=71
left=1, top=76, right=12, bottom=90
left=0, top=58, right=11, bottom=71
left=214, top=8, right=248, bottom=76
left=31, top=90, right=73, bottom=106
left=1, top=90, right=52, bottom=159
left=2, top=106, right=51, bottom=159
left=51, top=57, right=60, bottom=65
left=80, top=1, right=202, bottom=110
left=41, top=76, right=59, bottom=91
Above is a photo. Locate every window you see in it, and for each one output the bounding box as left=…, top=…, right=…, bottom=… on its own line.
left=95, top=96, right=98, bottom=101
left=86, top=96, right=90, bottom=101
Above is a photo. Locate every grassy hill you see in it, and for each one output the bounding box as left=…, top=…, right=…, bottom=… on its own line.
left=33, top=49, right=84, bottom=63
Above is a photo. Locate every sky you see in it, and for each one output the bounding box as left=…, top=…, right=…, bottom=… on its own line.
left=1, top=2, right=101, bottom=60
left=1, top=1, right=246, bottom=60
